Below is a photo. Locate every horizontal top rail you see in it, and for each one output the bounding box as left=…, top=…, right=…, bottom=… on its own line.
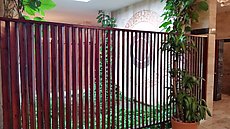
left=0, top=17, right=169, bottom=34
left=0, top=17, right=207, bottom=37
left=0, top=17, right=209, bottom=38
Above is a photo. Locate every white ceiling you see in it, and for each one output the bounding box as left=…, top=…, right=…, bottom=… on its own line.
left=46, top=0, right=143, bottom=25
left=54, top=0, right=143, bottom=12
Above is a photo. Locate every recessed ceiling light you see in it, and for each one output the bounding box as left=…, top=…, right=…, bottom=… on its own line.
left=74, top=0, right=90, bottom=2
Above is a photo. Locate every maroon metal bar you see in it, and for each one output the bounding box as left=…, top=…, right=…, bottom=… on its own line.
left=126, top=31, right=129, bottom=128
left=72, top=27, right=77, bottom=129
left=167, top=34, right=172, bottom=120
left=159, top=33, right=163, bottom=123
left=165, top=34, right=169, bottom=122
left=130, top=31, right=134, bottom=129
left=65, top=26, right=71, bottom=129
left=152, top=33, right=156, bottom=124
left=145, top=32, right=149, bottom=125
left=85, top=28, right=89, bottom=129
left=10, top=22, right=21, bottom=129
left=78, top=28, right=83, bottom=129
left=121, top=30, right=125, bottom=129
left=27, top=23, right=36, bottom=129
left=51, top=25, right=58, bottom=129
left=20, top=23, right=29, bottom=129
left=134, top=31, right=138, bottom=128
left=111, top=29, right=116, bottom=129
left=95, top=29, right=100, bottom=129
left=141, top=32, right=145, bottom=126
left=43, top=24, right=51, bottom=129
left=102, top=29, right=106, bottom=129
left=116, top=30, right=120, bottom=129
left=1, top=21, right=13, bottom=129
left=89, top=29, right=95, bottom=129
left=107, top=30, right=111, bottom=128
left=149, top=33, right=153, bottom=124
left=163, top=34, right=167, bottom=122
left=138, top=32, right=141, bottom=127
left=35, top=23, right=44, bottom=129
left=58, top=25, right=65, bottom=129
left=156, top=33, right=160, bottom=123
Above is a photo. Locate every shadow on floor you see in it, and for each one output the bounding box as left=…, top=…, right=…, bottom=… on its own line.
left=199, top=94, right=230, bottom=129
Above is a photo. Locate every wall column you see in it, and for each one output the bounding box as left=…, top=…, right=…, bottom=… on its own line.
left=192, top=0, right=217, bottom=115
left=206, top=0, right=217, bottom=115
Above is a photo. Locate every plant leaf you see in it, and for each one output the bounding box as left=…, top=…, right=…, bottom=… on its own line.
left=24, top=6, right=36, bottom=16
left=39, top=0, right=56, bottom=10
left=197, top=1, right=209, bottom=11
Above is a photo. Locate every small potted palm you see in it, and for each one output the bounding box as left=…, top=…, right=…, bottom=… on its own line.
left=160, top=0, right=211, bottom=129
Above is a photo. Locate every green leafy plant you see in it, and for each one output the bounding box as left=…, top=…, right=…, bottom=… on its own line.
left=19, top=0, right=56, bottom=21
left=97, top=10, right=116, bottom=28
left=160, top=0, right=211, bottom=123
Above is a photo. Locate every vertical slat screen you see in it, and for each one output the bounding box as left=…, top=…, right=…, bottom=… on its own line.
left=0, top=17, right=208, bottom=129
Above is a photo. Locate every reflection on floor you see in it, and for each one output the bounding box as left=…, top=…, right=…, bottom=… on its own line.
left=199, top=94, right=230, bottom=129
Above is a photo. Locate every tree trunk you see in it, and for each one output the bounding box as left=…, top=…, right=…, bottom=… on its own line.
left=2, top=0, right=19, bottom=18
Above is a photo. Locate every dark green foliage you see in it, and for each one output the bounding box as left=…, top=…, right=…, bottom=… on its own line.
left=160, top=0, right=211, bottom=123
left=97, top=10, right=116, bottom=28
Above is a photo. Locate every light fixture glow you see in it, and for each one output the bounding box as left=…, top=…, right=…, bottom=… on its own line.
left=74, top=0, right=90, bottom=2
left=217, top=0, right=230, bottom=7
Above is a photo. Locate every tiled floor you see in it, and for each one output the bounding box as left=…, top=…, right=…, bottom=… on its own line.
left=199, top=94, right=230, bottom=129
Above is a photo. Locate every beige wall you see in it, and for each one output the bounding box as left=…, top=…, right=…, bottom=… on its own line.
left=216, top=11, right=230, bottom=39
left=45, top=11, right=100, bottom=25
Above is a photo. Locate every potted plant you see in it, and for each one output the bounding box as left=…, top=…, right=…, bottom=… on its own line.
left=160, top=0, right=211, bottom=129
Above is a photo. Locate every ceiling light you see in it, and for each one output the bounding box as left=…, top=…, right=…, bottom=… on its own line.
left=74, top=0, right=90, bottom=2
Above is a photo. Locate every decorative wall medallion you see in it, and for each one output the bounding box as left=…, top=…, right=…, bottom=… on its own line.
left=125, top=10, right=162, bottom=29
left=125, top=10, right=162, bottom=69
